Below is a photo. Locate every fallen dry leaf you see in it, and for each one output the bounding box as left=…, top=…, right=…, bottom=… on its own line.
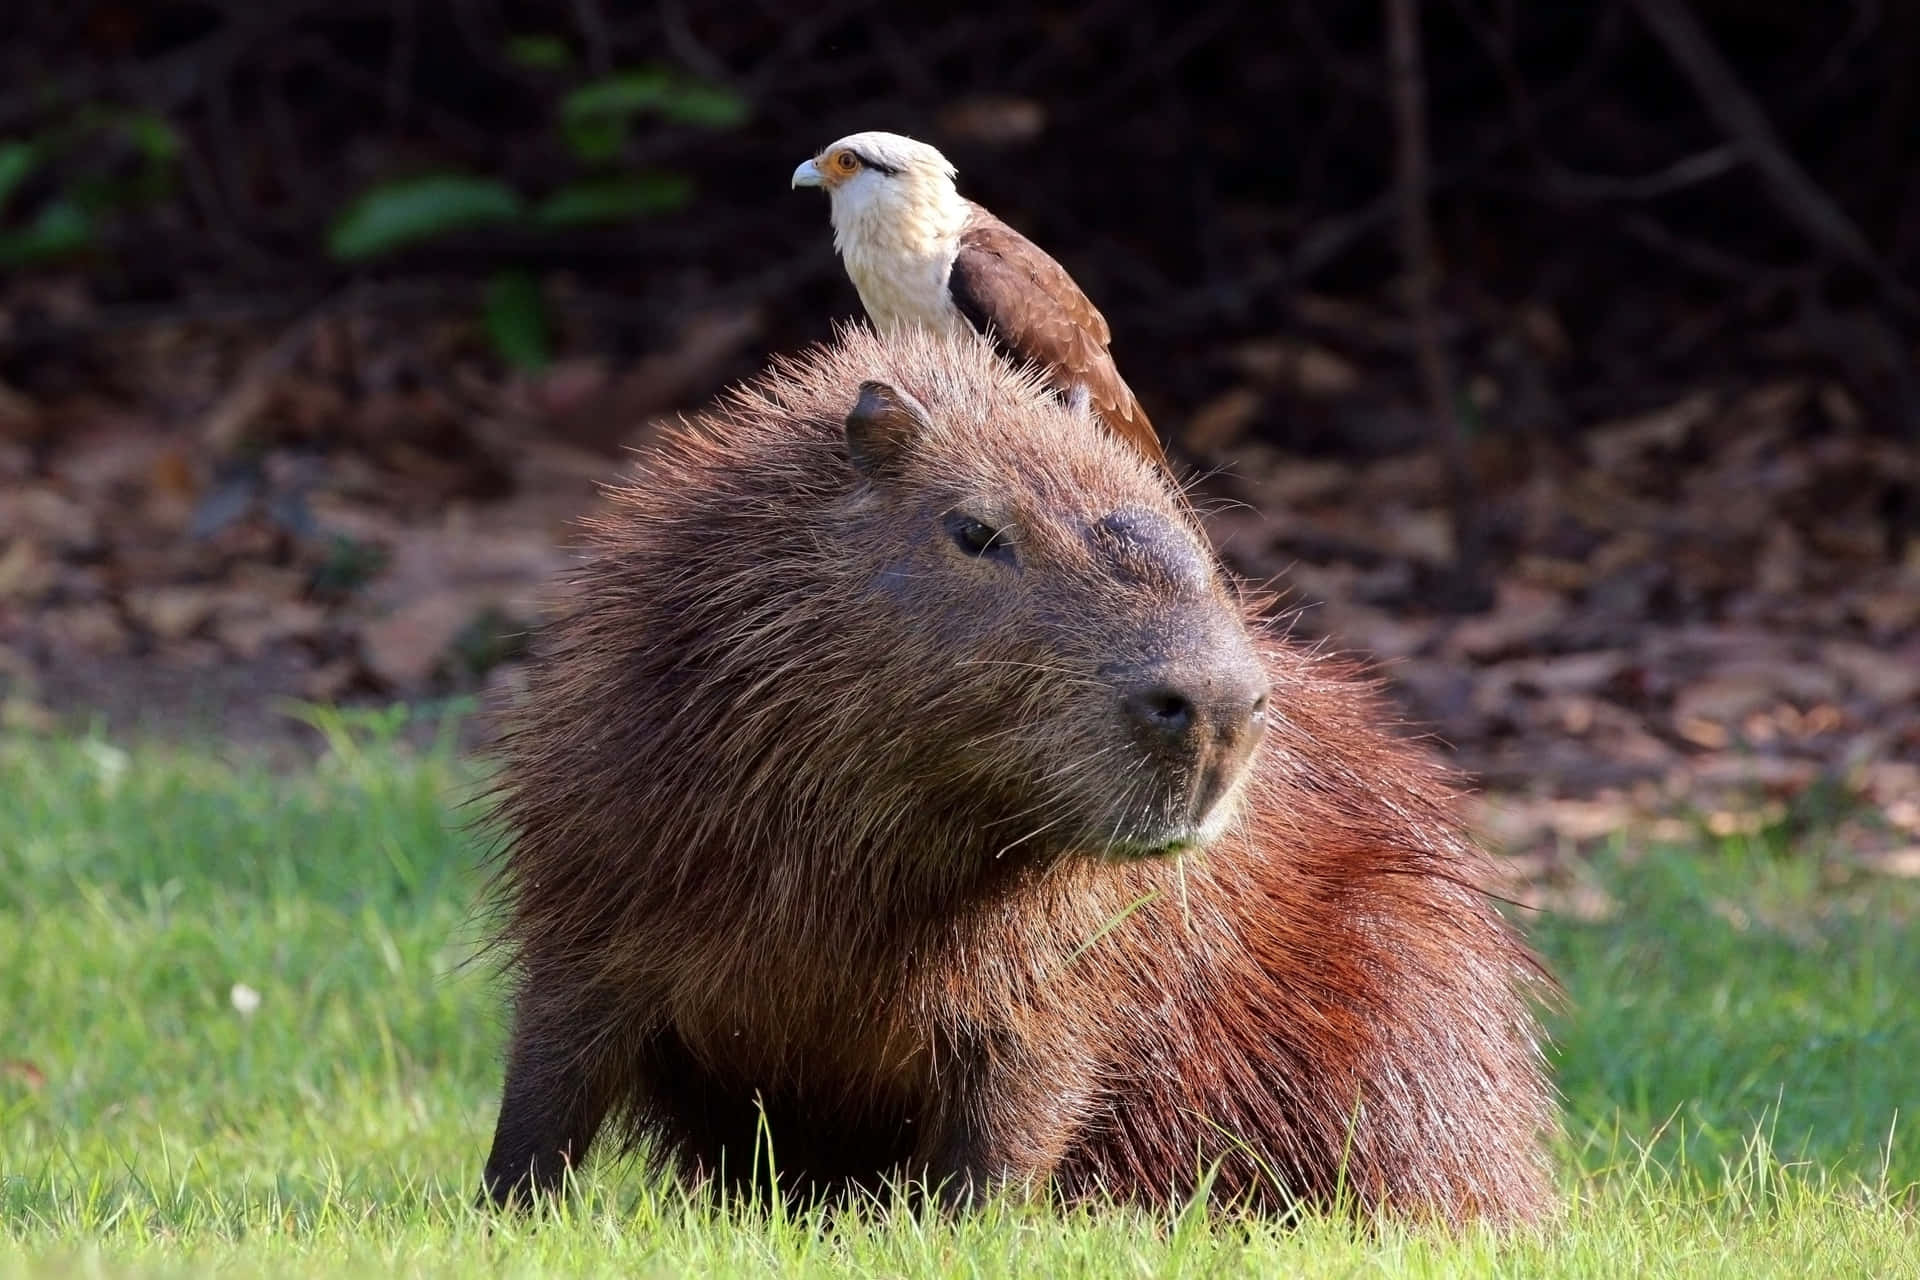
left=1821, top=641, right=1920, bottom=703
left=1675, top=666, right=1825, bottom=726
left=1753, top=525, right=1804, bottom=595
left=1726, top=380, right=1809, bottom=432
left=1675, top=715, right=1729, bottom=750
left=0, top=488, right=99, bottom=555
left=39, top=604, right=130, bottom=656
left=301, top=659, right=359, bottom=702
left=218, top=601, right=329, bottom=659
left=1515, top=303, right=1570, bottom=363
left=1553, top=696, right=1596, bottom=735
left=1588, top=530, right=1658, bottom=577
left=0, top=539, right=55, bottom=600
left=1, top=696, right=57, bottom=733
left=358, top=589, right=523, bottom=688
left=1852, top=587, right=1920, bottom=638
left=1183, top=387, right=1263, bottom=453
left=1230, top=339, right=1361, bottom=398
left=1860, top=762, right=1920, bottom=811
left=1447, top=581, right=1569, bottom=660
left=1684, top=754, right=1821, bottom=792
left=360, top=597, right=469, bottom=688
left=1514, top=553, right=1591, bottom=592
left=1312, top=601, right=1432, bottom=661
left=1854, top=848, right=1920, bottom=878
left=1238, top=456, right=1355, bottom=506
left=1817, top=383, right=1861, bottom=429
left=1505, top=797, right=1637, bottom=844
left=124, top=585, right=222, bottom=642
left=1494, top=652, right=1630, bottom=696
left=1705, top=802, right=1789, bottom=838
left=1585, top=393, right=1715, bottom=470
left=201, top=311, right=325, bottom=452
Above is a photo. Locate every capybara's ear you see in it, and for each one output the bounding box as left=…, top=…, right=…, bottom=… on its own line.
left=845, top=380, right=931, bottom=477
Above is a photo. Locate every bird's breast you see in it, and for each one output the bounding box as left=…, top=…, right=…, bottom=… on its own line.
left=841, top=242, right=969, bottom=338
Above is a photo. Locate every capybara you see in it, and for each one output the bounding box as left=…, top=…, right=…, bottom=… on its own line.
left=479, top=324, right=1556, bottom=1224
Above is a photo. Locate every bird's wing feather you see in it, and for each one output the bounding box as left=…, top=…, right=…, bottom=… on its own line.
left=949, top=202, right=1168, bottom=470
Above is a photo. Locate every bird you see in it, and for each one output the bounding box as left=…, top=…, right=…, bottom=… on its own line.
left=791, top=130, right=1170, bottom=472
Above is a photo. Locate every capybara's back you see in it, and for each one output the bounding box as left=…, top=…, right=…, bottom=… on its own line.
left=480, top=324, right=1556, bottom=1224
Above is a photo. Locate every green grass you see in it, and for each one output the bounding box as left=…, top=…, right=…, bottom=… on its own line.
left=2, top=713, right=1916, bottom=1277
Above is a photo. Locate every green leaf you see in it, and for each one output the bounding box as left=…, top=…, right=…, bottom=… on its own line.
left=0, top=200, right=93, bottom=266
left=533, top=174, right=692, bottom=225
left=483, top=270, right=549, bottom=371
left=0, top=142, right=38, bottom=213
left=505, top=34, right=573, bottom=70
left=560, top=70, right=674, bottom=122
left=656, top=83, right=749, bottom=129
left=558, top=68, right=748, bottom=163
left=327, top=175, right=524, bottom=261
left=113, top=112, right=182, bottom=165
left=560, top=116, right=625, bottom=166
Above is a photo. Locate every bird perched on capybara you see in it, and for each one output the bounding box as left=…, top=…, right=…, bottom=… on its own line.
left=478, top=324, right=1557, bottom=1225
left=790, top=129, right=1170, bottom=473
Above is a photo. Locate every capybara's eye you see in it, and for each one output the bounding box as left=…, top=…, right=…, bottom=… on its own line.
left=948, top=514, right=1011, bottom=559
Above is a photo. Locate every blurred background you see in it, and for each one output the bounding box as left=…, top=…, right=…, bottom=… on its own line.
left=0, top=0, right=1914, bottom=871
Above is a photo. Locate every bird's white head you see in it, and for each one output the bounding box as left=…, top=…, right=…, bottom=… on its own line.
left=791, top=131, right=968, bottom=252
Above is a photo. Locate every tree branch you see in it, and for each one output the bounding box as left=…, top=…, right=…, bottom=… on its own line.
left=1385, top=0, right=1490, bottom=611
left=1628, top=0, right=1918, bottom=317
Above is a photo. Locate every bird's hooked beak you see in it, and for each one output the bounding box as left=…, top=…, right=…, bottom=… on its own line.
left=791, top=157, right=825, bottom=189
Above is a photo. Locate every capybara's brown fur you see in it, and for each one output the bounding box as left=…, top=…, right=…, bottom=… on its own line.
left=480, top=325, right=1557, bottom=1225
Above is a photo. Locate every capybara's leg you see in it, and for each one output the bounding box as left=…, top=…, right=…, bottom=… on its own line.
left=479, top=999, right=614, bottom=1210
left=916, top=1031, right=1090, bottom=1209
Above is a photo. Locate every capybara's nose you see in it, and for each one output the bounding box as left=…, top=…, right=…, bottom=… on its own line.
left=1124, top=686, right=1197, bottom=740
left=1122, top=651, right=1269, bottom=756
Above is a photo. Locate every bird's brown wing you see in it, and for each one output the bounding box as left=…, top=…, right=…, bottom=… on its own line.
left=948, top=202, right=1169, bottom=471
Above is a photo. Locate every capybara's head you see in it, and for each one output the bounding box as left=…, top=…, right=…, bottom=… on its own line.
left=552, top=326, right=1268, bottom=888
left=831, top=374, right=1267, bottom=859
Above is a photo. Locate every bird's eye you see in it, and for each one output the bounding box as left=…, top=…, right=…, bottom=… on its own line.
left=948, top=514, right=1013, bottom=560
left=834, top=151, right=860, bottom=173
